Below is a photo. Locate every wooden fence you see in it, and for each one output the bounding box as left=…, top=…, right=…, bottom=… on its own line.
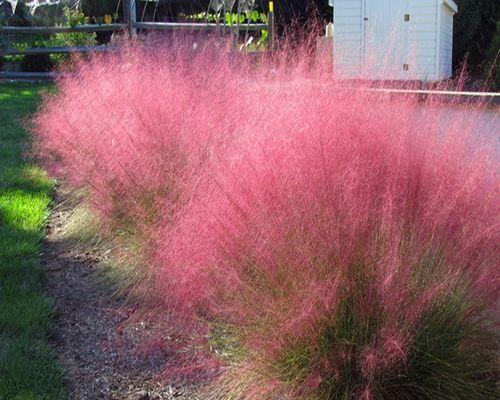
left=0, top=0, right=275, bottom=80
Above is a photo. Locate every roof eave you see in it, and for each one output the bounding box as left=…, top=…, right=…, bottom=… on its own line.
left=442, top=0, right=458, bottom=14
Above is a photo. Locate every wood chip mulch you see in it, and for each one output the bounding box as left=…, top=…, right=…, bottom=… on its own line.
left=42, top=195, right=209, bottom=400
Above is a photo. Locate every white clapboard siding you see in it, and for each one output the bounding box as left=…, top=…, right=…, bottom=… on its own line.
left=333, top=0, right=364, bottom=78
left=331, top=0, right=457, bottom=81
left=407, top=0, right=437, bottom=80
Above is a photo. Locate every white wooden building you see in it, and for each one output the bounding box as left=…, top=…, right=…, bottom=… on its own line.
left=329, top=0, right=458, bottom=81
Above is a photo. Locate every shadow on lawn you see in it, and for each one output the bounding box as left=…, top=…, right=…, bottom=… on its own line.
left=0, top=82, right=66, bottom=399
left=0, top=193, right=66, bottom=400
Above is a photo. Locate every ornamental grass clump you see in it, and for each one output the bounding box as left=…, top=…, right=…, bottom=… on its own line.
left=153, top=82, right=499, bottom=399
left=33, top=35, right=499, bottom=400
left=34, top=38, right=252, bottom=239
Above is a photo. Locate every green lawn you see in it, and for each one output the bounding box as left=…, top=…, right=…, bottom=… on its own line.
left=0, top=83, right=65, bottom=400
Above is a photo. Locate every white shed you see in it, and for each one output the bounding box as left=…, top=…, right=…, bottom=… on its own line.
left=329, top=0, right=458, bottom=81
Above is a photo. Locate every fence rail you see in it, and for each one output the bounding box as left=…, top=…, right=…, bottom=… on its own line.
left=0, top=23, right=126, bottom=35
left=0, top=71, right=68, bottom=80
left=0, top=1, right=275, bottom=80
left=133, top=22, right=269, bottom=32
left=0, top=45, right=115, bottom=57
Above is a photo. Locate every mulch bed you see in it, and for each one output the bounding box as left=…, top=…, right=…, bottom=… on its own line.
left=42, top=193, right=207, bottom=400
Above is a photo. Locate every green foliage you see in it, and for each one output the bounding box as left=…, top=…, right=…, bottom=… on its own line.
left=179, top=10, right=268, bottom=25
left=0, top=83, right=65, bottom=400
left=178, top=10, right=269, bottom=50
left=61, top=5, right=90, bottom=27
left=485, top=21, right=500, bottom=90
left=224, top=10, right=268, bottom=26
left=453, top=0, right=500, bottom=73
left=4, top=6, right=96, bottom=70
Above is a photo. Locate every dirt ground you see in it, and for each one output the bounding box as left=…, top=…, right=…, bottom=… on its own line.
left=42, top=194, right=207, bottom=400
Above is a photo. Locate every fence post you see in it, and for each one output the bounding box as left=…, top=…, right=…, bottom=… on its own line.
left=124, top=0, right=137, bottom=39
left=268, top=1, right=275, bottom=51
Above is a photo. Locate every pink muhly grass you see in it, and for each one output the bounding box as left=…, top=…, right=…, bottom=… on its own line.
left=34, top=38, right=249, bottom=237
left=33, top=33, right=499, bottom=400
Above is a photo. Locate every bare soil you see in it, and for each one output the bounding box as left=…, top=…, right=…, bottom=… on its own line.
left=42, top=195, right=207, bottom=400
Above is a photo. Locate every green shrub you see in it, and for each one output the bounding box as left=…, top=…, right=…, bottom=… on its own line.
left=178, top=11, right=269, bottom=50
left=485, top=21, right=500, bottom=90
left=3, top=6, right=96, bottom=71
left=453, top=0, right=500, bottom=73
